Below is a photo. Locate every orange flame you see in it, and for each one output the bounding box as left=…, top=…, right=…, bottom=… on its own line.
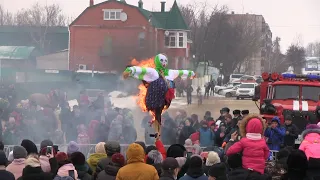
left=130, top=58, right=155, bottom=113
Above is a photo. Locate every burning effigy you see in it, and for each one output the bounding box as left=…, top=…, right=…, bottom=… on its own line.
left=123, top=54, right=195, bottom=137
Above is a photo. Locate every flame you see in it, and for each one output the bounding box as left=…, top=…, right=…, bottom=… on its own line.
left=130, top=58, right=155, bottom=113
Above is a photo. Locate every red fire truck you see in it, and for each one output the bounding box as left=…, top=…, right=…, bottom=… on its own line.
left=253, top=72, right=320, bottom=134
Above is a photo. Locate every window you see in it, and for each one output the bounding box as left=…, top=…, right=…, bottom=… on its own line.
left=302, top=86, right=320, bottom=102
left=179, top=33, right=184, bottom=47
left=274, top=85, right=299, bottom=99
left=103, top=9, right=122, bottom=20
left=138, top=32, right=145, bottom=48
left=164, top=31, right=186, bottom=48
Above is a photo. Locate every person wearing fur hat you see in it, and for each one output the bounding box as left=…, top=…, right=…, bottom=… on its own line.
left=86, top=142, right=107, bottom=174
left=70, top=152, right=91, bottom=180
left=264, top=116, right=286, bottom=152
left=18, top=154, right=57, bottom=180
left=299, top=124, right=320, bottom=159
left=97, top=153, right=124, bottom=180
left=95, top=141, right=120, bottom=175
left=6, top=146, right=28, bottom=179
left=160, top=157, right=180, bottom=180
left=226, top=114, right=269, bottom=174
left=146, top=150, right=163, bottom=176
left=203, top=151, right=221, bottom=176
left=20, top=139, right=38, bottom=155
left=179, top=155, right=208, bottom=180
left=116, top=143, right=159, bottom=180
left=0, top=150, right=15, bottom=180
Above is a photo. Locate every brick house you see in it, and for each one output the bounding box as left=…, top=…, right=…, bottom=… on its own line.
left=69, top=0, right=190, bottom=72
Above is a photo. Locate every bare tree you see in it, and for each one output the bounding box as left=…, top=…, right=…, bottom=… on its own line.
left=306, top=42, right=320, bottom=57
left=286, top=44, right=306, bottom=74
left=265, top=37, right=287, bottom=72
left=0, top=5, right=14, bottom=25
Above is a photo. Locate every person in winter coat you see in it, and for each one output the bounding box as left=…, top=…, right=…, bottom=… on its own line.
left=215, top=124, right=226, bottom=147
left=39, top=146, right=56, bottom=173
left=299, top=124, right=320, bottom=159
left=18, top=154, right=57, bottom=180
left=199, top=121, right=215, bottom=147
left=179, top=119, right=196, bottom=145
left=161, top=113, right=177, bottom=145
left=67, top=141, right=80, bottom=156
left=108, top=115, right=123, bottom=141
left=226, top=114, right=269, bottom=174
left=281, top=149, right=308, bottom=180
left=0, top=150, right=15, bottom=180
left=54, top=159, right=78, bottom=180
left=122, top=118, right=137, bottom=144
left=179, top=155, right=208, bottom=180
left=283, top=115, right=299, bottom=147
left=190, top=114, right=200, bottom=131
left=203, top=151, right=221, bottom=176
left=264, top=116, right=285, bottom=152
left=116, top=143, right=159, bottom=180
left=70, top=152, right=91, bottom=180
left=94, top=117, right=109, bottom=143
left=146, top=150, right=163, bottom=177
left=86, top=142, right=107, bottom=174
left=159, top=157, right=180, bottom=180
left=95, top=141, right=120, bottom=175
left=208, top=163, right=228, bottom=180
left=6, top=146, right=27, bottom=179
left=97, top=153, right=125, bottom=180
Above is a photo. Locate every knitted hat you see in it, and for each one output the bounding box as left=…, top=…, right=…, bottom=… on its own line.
left=13, top=146, right=28, bottom=159
left=147, top=150, right=163, bottom=164
left=146, top=145, right=157, bottom=155
left=70, top=152, right=86, bottom=166
left=167, top=144, right=187, bottom=158
left=105, top=141, right=121, bottom=156
left=0, top=150, right=8, bottom=165
left=208, top=163, right=227, bottom=178
left=206, top=151, right=221, bottom=166
left=184, top=139, right=192, bottom=146
left=21, top=139, right=38, bottom=155
left=162, top=157, right=179, bottom=170
left=233, top=110, right=241, bottom=115
left=95, top=142, right=106, bottom=154
left=67, top=141, right=80, bottom=155
left=40, top=139, right=53, bottom=150
left=189, top=155, right=203, bottom=168
left=55, top=152, right=68, bottom=163
left=111, top=153, right=125, bottom=166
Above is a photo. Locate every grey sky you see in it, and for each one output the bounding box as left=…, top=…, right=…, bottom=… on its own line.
left=1, top=0, right=320, bottom=52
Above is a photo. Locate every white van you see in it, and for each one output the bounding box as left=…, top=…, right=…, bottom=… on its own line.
left=229, top=74, right=244, bottom=83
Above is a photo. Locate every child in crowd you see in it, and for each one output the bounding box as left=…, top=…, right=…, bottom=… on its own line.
left=226, top=114, right=269, bottom=174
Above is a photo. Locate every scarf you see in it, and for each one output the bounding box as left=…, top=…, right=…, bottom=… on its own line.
left=154, top=54, right=169, bottom=76
left=246, top=133, right=262, bottom=140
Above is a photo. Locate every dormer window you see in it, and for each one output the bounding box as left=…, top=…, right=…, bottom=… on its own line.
left=164, top=31, right=187, bottom=48
left=103, top=9, right=122, bottom=20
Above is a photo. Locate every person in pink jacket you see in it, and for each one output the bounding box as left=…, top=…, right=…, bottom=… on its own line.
left=6, top=146, right=27, bottom=179
left=226, top=114, right=269, bottom=174
left=299, top=124, right=320, bottom=160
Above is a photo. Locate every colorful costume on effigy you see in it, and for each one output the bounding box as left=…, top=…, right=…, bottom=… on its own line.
left=123, top=54, right=195, bottom=136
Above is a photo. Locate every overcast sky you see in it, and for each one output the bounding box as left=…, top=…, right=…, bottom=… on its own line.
left=1, top=0, right=320, bottom=52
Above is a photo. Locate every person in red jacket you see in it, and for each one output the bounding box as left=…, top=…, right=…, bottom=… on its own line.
left=226, top=114, right=269, bottom=174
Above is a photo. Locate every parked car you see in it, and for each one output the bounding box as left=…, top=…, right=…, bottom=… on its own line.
left=221, top=85, right=240, bottom=97
left=236, top=83, right=258, bottom=100
left=215, top=82, right=241, bottom=94
left=229, top=74, right=244, bottom=83
left=254, top=75, right=263, bottom=83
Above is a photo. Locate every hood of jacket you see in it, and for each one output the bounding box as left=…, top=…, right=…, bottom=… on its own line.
left=57, top=163, right=78, bottom=179
left=301, top=129, right=320, bottom=139
left=104, top=162, right=121, bottom=176
left=271, top=116, right=281, bottom=125
left=126, top=143, right=145, bottom=164
left=39, top=155, right=51, bottom=172
left=11, top=158, right=25, bottom=165
left=21, top=166, right=52, bottom=180
left=239, top=114, right=266, bottom=137
left=87, top=153, right=107, bottom=169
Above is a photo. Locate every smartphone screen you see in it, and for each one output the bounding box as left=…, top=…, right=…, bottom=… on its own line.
left=46, top=146, right=52, bottom=154
left=68, top=170, right=75, bottom=179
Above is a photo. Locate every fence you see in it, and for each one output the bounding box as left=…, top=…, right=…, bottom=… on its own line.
left=4, top=144, right=279, bottom=161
